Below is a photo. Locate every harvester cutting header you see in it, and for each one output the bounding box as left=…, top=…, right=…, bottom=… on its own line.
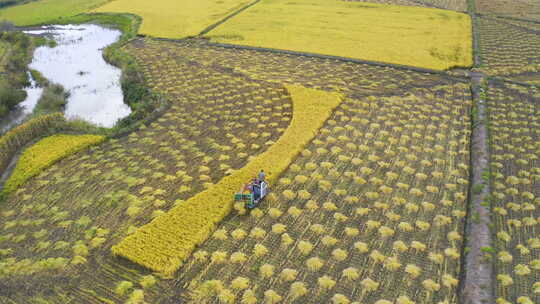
left=234, top=170, right=269, bottom=210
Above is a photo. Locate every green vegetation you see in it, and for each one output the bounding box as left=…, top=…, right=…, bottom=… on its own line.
left=0, top=0, right=30, bottom=9
left=0, top=0, right=109, bottom=26
left=0, top=26, right=57, bottom=120
left=0, top=30, right=32, bottom=118
left=0, top=39, right=8, bottom=67
left=0, top=80, right=26, bottom=117
left=31, top=83, right=68, bottom=116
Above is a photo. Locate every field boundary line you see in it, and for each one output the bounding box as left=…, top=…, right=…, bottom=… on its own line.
left=489, top=76, right=540, bottom=90
left=459, top=72, right=495, bottom=304
left=467, top=0, right=481, bottom=67
left=149, top=36, right=470, bottom=80
left=203, top=41, right=470, bottom=79
left=477, top=13, right=540, bottom=26
left=198, top=0, right=262, bottom=36
left=483, top=15, right=540, bottom=35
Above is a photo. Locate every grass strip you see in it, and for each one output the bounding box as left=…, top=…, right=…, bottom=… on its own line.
left=111, top=85, right=343, bottom=275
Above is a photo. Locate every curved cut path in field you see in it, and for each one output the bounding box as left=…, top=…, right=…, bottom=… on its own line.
left=111, top=84, right=342, bottom=275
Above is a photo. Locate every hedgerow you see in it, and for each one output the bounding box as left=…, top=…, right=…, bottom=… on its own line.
left=111, top=85, right=343, bottom=274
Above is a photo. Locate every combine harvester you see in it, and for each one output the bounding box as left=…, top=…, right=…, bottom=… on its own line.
left=234, top=177, right=269, bottom=210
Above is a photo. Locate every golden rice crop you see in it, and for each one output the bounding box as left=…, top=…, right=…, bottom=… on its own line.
left=94, top=0, right=251, bottom=38
left=3, top=134, right=104, bottom=195
left=0, top=113, right=65, bottom=174
left=205, top=0, right=472, bottom=70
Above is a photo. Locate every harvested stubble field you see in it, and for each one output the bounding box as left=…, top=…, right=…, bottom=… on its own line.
left=476, top=0, right=540, bottom=21
left=0, top=37, right=474, bottom=303
left=347, top=0, right=467, bottom=12
left=477, top=17, right=540, bottom=82
left=157, top=78, right=472, bottom=304
left=139, top=39, right=456, bottom=96
left=110, top=85, right=343, bottom=275
left=0, top=45, right=294, bottom=302
left=204, top=0, right=472, bottom=70
left=487, top=82, right=540, bottom=304
left=1, top=0, right=540, bottom=300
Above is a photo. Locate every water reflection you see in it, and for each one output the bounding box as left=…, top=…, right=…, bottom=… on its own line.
left=26, top=24, right=130, bottom=127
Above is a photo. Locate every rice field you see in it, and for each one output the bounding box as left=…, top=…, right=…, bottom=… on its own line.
left=0, top=37, right=475, bottom=303
left=476, top=0, right=540, bottom=21
left=348, top=0, right=467, bottom=12
left=94, top=0, right=252, bottom=38
left=0, top=40, right=8, bottom=71
left=0, top=40, right=294, bottom=301
left=477, top=16, right=540, bottom=83
left=204, top=0, right=473, bottom=70
left=2, top=0, right=540, bottom=301
left=157, top=81, right=472, bottom=304
left=487, top=82, right=540, bottom=304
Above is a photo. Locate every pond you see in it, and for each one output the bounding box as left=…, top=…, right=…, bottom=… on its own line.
left=1, top=24, right=131, bottom=133
left=26, top=24, right=131, bottom=127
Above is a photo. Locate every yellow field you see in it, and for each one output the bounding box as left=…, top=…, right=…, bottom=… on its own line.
left=94, top=0, right=251, bottom=38
left=205, top=0, right=473, bottom=70
left=3, top=134, right=105, bottom=195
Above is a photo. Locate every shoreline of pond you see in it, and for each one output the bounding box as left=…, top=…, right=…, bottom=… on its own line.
left=1, top=23, right=131, bottom=134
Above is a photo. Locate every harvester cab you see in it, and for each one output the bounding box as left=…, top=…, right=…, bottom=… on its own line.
left=234, top=178, right=269, bottom=210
